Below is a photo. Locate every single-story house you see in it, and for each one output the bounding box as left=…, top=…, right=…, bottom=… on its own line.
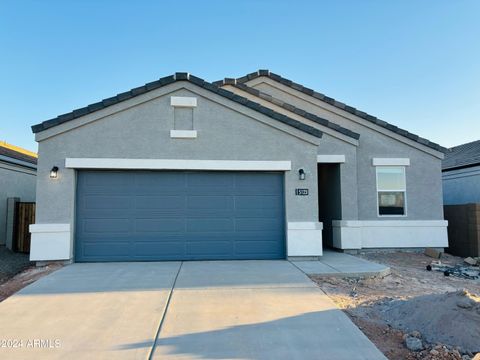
left=0, top=141, right=37, bottom=249
left=442, top=140, right=480, bottom=205
left=29, top=70, right=448, bottom=263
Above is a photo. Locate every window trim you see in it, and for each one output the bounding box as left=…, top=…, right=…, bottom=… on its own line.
left=375, top=166, right=407, bottom=217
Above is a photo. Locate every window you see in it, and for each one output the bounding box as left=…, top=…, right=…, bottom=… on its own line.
left=376, top=166, right=406, bottom=216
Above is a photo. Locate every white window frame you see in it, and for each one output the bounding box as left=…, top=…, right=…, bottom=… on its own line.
left=375, top=166, right=407, bottom=217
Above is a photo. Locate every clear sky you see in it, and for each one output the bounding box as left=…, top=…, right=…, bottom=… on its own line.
left=1, top=1, right=479, bottom=152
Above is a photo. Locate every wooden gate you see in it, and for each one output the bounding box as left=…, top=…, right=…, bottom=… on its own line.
left=14, top=202, right=36, bottom=253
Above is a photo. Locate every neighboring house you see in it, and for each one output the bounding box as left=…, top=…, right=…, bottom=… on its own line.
left=29, top=70, right=448, bottom=263
left=0, top=141, right=37, bottom=248
left=442, top=140, right=480, bottom=205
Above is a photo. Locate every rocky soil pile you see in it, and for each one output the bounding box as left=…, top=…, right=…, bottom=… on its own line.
left=311, top=252, right=480, bottom=359
left=378, top=290, right=480, bottom=354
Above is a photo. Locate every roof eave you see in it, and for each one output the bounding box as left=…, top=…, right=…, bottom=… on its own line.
left=32, top=73, right=323, bottom=141
left=231, top=70, right=447, bottom=154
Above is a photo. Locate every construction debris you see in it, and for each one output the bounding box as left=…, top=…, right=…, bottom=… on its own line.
left=426, top=260, right=479, bottom=280
left=464, top=257, right=479, bottom=266
left=425, top=248, right=443, bottom=259
left=312, top=252, right=480, bottom=359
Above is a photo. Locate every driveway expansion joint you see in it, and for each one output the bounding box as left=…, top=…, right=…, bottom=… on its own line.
left=148, top=261, right=183, bottom=360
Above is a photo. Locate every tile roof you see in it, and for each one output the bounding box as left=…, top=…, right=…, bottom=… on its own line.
left=0, top=142, right=37, bottom=165
left=31, top=73, right=322, bottom=139
left=442, top=140, right=480, bottom=170
left=214, top=80, right=360, bottom=141
left=219, top=70, right=446, bottom=153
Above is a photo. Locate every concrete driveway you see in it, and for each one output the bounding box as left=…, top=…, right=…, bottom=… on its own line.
left=0, top=261, right=386, bottom=360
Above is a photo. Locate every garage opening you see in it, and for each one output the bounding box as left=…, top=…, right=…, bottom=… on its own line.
left=317, top=164, right=342, bottom=248
left=75, top=170, right=285, bottom=262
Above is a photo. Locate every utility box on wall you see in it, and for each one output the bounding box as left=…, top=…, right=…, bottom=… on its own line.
left=444, top=203, right=480, bottom=257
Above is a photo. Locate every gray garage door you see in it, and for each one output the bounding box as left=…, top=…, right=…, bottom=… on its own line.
left=75, top=171, right=285, bottom=262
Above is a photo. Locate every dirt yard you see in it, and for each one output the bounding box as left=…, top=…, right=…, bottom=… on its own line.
left=311, top=252, right=480, bottom=360
left=0, top=264, right=62, bottom=302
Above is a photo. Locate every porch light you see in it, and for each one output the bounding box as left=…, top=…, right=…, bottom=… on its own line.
left=298, top=168, right=306, bottom=180
left=50, top=166, right=59, bottom=179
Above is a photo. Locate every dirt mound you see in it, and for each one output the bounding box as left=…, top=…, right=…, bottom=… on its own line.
left=378, top=290, right=480, bottom=353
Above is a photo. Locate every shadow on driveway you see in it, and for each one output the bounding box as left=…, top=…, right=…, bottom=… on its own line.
left=117, top=311, right=386, bottom=360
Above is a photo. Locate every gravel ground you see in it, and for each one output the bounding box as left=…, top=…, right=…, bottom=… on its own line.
left=311, top=251, right=480, bottom=360
left=0, top=246, right=33, bottom=284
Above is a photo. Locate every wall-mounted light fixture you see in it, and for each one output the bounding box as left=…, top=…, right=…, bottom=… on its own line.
left=298, top=168, right=306, bottom=180
left=50, top=166, right=59, bottom=179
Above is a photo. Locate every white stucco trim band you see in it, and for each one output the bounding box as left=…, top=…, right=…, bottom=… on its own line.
left=170, top=130, right=198, bottom=138
left=317, top=155, right=346, bottom=163
left=65, top=158, right=292, bottom=171
left=29, top=223, right=71, bottom=261
left=287, top=222, right=323, bottom=256
left=334, top=220, right=447, bottom=227
left=332, top=220, right=448, bottom=250
left=170, top=96, right=197, bottom=107
left=372, top=158, right=410, bottom=166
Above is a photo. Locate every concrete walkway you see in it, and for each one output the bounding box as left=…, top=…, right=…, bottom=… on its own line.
left=292, top=250, right=390, bottom=277
left=0, top=261, right=386, bottom=360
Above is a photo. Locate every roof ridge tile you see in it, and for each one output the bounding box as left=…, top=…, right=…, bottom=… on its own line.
left=233, top=70, right=446, bottom=152
left=31, top=73, right=323, bottom=140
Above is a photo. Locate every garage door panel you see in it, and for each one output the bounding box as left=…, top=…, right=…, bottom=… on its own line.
left=77, top=234, right=135, bottom=243
left=135, top=196, right=185, bottom=209
left=234, top=187, right=282, bottom=196
left=134, top=242, right=185, bottom=257
left=186, top=218, right=234, bottom=232
left=135, top=218, right=185, bottom=232
left=184, top=209, right=236, bottom=218
left=187, top=173, right=234, bottom=187
left=236, top=218, right=283, bottom=231
left=133, top=210, right=187, bottom=219
left=84, top=195, right=133, bottom=210
left=235, top=241, right=284, bottom=255
left=186, top=196, right=233, bottom=209
left=234, top=209, right=284, bottom=219
left=83, top=242, right=132, bottom=257
left=83, top=218, right=132, bottom=233
left=186, top=241, right=233, bottom=256
left=235, top=196, right=282, bottom=209
left=135, top=172, right=185, bottom=187
left=84, top=172, right=134, bottom=186
left=185, top=188, right=237, bottom=196
left=75, top=171, right=285, bottom=261
left=232, top=230, right=285, bottom=241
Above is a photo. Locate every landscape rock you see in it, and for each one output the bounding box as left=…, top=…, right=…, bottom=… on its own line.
left=409, top=330, right=422, bottom=338
left=405, top=336, right=423, bottom=351
left=457, top=298, right=474, bottom=309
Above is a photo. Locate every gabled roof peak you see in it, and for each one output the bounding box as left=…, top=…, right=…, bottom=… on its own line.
left=218, top=70, right=446, bottom=153
left=31, top=73, right=323, bottom=140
